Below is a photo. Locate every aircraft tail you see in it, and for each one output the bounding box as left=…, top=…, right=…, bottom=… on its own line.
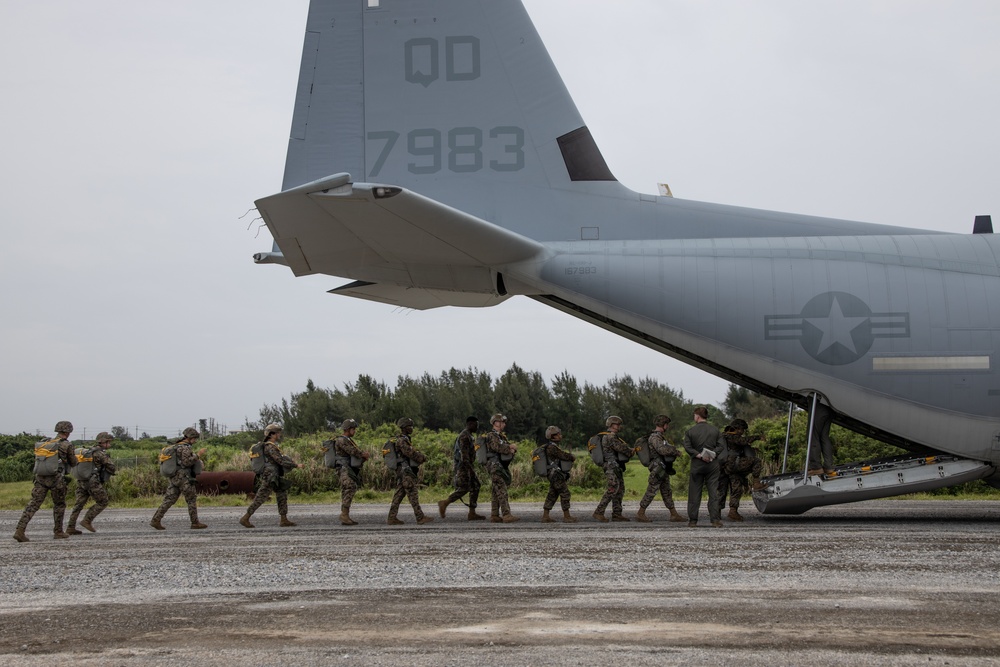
left=280, top=0, right=627, bottom=219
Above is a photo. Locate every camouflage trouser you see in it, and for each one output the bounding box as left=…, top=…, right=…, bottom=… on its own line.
left=445, top=464, right=480, bottom=509
left=339, top=465, right=359, bottom=513
left=639, top=464, right=676, bottom=511
left=17, top=474, right=68, bottom=533
left=389, top=468, right=424, bottom=520
left=719, top=457, right=764, bottom=511
left=543, top=470, right=571, bottom=512
left=486, top=461, right=512, bottom=517
left=594, top=463, right=625, bottom=517
left=69, top=477, right=110, bottom=527
left=247, top=468, right=288, bottom=518
left=152, top=470, right=199, bottom=524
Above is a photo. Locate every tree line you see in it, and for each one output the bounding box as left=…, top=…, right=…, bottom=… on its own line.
left=246, top=365, right=790, bottom=447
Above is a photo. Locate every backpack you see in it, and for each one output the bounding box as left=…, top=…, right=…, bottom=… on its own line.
left=158, top=444, right=178, bottom=477
left=474, top=433, right=490, bottom=465
left=635, top=435, right=653, bottom=467
left=321, top=439, right=339, bottom=468
left=531, top=445, right=548, bottom=476
left=587, top=432, right=609, bottom=465
left=382, top=437, right=399, bottom=469
left=249, top=442, right=267, bottom=473
left=33, top=438, right=63, bottom=476
left=73, top=447, right=95, bottom=480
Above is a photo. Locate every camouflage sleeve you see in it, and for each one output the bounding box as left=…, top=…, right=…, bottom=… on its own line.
left=649, top=433, right=679, bottom=458
left=176, top=444, right=199, bottom=469
left=458, top=431, right=475, bottom=465
left=93, top=448, right=116, bottom=474
left=486, top=432, right=514, bottom=455
left=60, top=440, right=77, bottom=468
left=335, top=436, right=366, bottom=459
left=265, top=443, right=296, bottom=469
left=396, top=437, right=426, bottom=465
left=546, top=444, right=574, bottom=462
left=603, top=434, right=632, bottom=455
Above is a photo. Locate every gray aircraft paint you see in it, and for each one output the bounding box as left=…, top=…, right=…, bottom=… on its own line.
left=256, top=1, right=1000, bottom=487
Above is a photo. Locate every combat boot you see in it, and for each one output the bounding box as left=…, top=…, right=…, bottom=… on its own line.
left=239, top=514, right=255, bottom=528
left=66, top=525, right=83, bottom=536
left=501, top=514, right=520, bottom=523
left=611, top=515, right=630, bottom=522
left=190, top=522, right=208, bottom=529
left=387, top=516, right=404, bottom=525
left=592, top=511, right=609, bottom=523
left=150, top=518, right=165, bottom=530
left=279, top=517, right=297, bottom=527
left=635, top=508, right=651, bottom=523
left=467, top=509, right=486, bottom=521
left=340, top=511, right=357, bottom=526
left=80, top=519, right=95, bottom=533
left=13, top=528, right=28, bottom=543
left=416, top=516, right=434, bottom=525
left=437, top=499, right=450, bottom=518
left=727, top=508, right=744, bottom=522
left=490, top=513, right=503, bottom=523
left=541, top=509, right=555, bottom=523
left=669, top=509, right=686, bottom=522
left=53, top=530, right=69, bottom=539
left=711, top=520, right=724, bottom=528
left=562, top=511, right=577, bottom=523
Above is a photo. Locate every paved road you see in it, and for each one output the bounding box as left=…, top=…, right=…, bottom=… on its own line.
left=1, top=500, right=999, bottom=665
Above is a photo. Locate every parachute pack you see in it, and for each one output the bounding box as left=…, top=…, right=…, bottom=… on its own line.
left=634, top=435, right=653, bottom=467
left=473, top=434, right=489, bottom=465
left=382, top=437, right=399, bottom=469
left=320, top=439, right=339, bottom=468
left=532, top=445, right=574, bottom=476
left=249, top=442, right=267, bottom=473
left=73, top=447, right=95, bottom=481
left=158, top=445, right=178, bottom=477
left=33, top=438, right=63, bottom=476
left=588, top=432, right=634, bottom=465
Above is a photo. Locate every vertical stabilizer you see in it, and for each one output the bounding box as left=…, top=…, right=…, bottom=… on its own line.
left=280, top=0, right=625, bottom=224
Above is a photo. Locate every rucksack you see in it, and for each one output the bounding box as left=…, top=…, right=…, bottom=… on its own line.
left=587, top=432, right=609, bottom=465
left=249, top=442, right=267, bottom=473
left=320, top=439, right=339, bottom=468
left=634, top=435, right=653, bottom=467
left=531, top=445, right=548, bottom=476
left=382, top=437, right=399, bottom=469
left=73, top=447, right=95, bottom=481
left=474, top=433, right=490, bottom=464
left=159, top=445, right=178, bottom=477
left=33, top=438, right=63, bottom=476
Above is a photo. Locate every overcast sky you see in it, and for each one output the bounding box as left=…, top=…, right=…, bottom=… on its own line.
left=2, top=1, right=998, bottom=437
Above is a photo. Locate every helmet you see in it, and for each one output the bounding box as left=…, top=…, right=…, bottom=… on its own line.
left=95, top=432, right=113, bottom=443
left=728, top=419, right=749, bottom=431
left=544, top=425, right=561, bottom=439
left=54, top=421, right=73, bottom=434
left=489, top=413, right=507, bottom=425
left=605, top=416, right=623, bottom=428
left=341, top=419, right=359, bottom=431
left=396, top=417, right=415, bottom=428
left=181, top=427, right=200, bottom=440
left=653, top=414, right=671, bottom=427
left=263, top=423, right=283, bottom=437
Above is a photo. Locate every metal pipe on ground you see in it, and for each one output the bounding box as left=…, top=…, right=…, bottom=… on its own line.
left=196, top=471, right=256, bottom=496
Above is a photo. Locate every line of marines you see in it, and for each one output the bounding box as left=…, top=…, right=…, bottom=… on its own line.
left=11, top=408, right=766, bottom=541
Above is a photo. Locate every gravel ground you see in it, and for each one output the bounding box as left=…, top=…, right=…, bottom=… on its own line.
left=2, top=499, right=999, bottom=665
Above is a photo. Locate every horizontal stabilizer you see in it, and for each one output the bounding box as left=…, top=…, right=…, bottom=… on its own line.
left=330, top=281, right=510, bottom=311
left=255, top=176, right=545, bottom=295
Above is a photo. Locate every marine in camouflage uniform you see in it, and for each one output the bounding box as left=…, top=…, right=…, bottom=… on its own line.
left=150, top=427, right=207, bottom=530
left=484, top=413, right=519, bottom=523
left=13, top=421, right=78, bottom=542
left=240, top=423, right=299, bottom=528
left=636, top=415, right=685, bottom=523
left=718, top=419, right=765, bottom=521
left=438, top=416, right=485, bottom=521
left=67, top=431, right=117, bottom=535
left=334, top=419, right=369, bottom=525
left=540, top=426, right=576, bottom=523
left=387, top=418, right=433, bottom=525
left=593, top=416, right=633, bottom=522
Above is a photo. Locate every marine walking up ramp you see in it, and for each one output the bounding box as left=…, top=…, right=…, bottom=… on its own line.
left=753, top=454, right=995, bottom=515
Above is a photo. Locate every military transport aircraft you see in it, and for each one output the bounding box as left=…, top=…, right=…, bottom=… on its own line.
left=253, top=0, right=1000, bottom=513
